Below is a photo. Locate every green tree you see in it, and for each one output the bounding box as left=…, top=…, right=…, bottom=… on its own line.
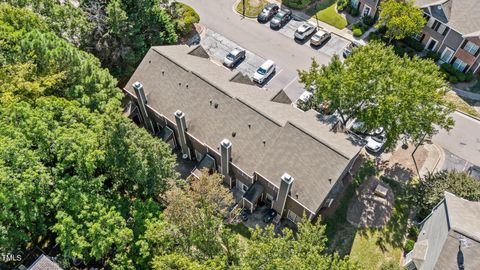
left=240, top=217, right=358, bottom=270
left=299, top=42, right=454, bottom=149
left=415, top=170, right=480, bottom=219
left=376, top=0, right=426, bottom=42
left=163, top=172, right=234, bottom=261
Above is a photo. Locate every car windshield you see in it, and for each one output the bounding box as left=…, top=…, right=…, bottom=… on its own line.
left=257, top=67, right=267, bottom=75
left=372, top=136, right=385, bottom=143
left=226, top=53, right=236, bottom=60
left=262, top=6, right=271, bottom=12
left=275, top=12, right=285, bottom=18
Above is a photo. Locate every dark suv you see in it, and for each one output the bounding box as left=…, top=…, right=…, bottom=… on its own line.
left=257, top=3, right=279, bottom=22
left=270, top=9, right=292, bottom=29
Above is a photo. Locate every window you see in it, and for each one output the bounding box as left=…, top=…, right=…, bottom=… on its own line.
left=242, top=183, right=248, bottom=192
left=464, top=41, right=480, bottom=55
left=440, top=47, right=454, bottom=63
left=287, top=210, right=299, bottom=223
left=452, top=58, right=467, bottom=72
left=350, top=0, right=359, bottom=8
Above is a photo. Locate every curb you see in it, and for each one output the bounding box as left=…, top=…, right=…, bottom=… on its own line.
left=454, top=109, right=480, bottom=122
left=430, top=143, right=444, bottom=174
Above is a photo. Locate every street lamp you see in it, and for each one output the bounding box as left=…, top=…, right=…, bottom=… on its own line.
left=314, top=3, right=320, bottom=28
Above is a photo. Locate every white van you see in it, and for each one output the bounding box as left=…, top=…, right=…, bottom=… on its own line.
left=253, top=60, right=275, bottom=84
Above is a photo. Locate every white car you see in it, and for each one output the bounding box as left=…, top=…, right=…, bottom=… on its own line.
left=365, top=130, right=387, bottom=153
left=253, top=60, right=276, bottom=84
left=294, top=23, right=316, bottom=40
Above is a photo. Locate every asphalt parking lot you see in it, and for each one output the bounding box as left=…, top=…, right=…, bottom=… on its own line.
left=261, top=18, right=350, bottom=57
left=200, top=19, right=350, bottom=103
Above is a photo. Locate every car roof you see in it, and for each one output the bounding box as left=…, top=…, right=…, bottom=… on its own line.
left=230, top=48, right=244, bottom=54
left=314, top=30, right=327, bottom=36
left=260, top=59, right=275, bottom=68
left=298, top=23, right=313, bottom=31
left=277, top=9, right=290, bottom=15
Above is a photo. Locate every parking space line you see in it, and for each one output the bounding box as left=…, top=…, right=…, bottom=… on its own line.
left=283, top=76, right=298, bottom=90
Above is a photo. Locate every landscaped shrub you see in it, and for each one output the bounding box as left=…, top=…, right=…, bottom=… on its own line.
left=352, top=28, right=363, bottom=37
left=350, top=7, right=359, bottom=17
left=441, top=63, right=474, bottom=83
left=408, top=225, right=419, bottom=239
left=362, top=15, right=375, bottom=26
left=403, top=36, right=424, bottom=52
left=337, top=0, right=349, bottom=11
left=172, top=2, right=200, bottom=35
left=394, top=45, right=406, bottom=56
left=283, top=0, right=311, bottom=9
left=425, top=50, right=440, bottom=61
left=404, top=239, right=415, bottom=253
left=378, top=25, right=387, bottom=34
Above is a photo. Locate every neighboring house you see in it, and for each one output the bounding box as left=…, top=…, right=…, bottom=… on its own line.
left=350, top=0, right=381, bottom=18
left=415, top=0, right=480, bottom=74
left=16, top=254, right=63, bottom=270
left=123, top=45, right=362, bottom=223
left=403, top=192, right=480, bottom=270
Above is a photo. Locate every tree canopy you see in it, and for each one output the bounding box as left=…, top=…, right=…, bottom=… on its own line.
left=415, top=170, right=480, bottom=219
left=376, top=0, right=426, bottom=42
left=298, top=42, right=454, bottom=149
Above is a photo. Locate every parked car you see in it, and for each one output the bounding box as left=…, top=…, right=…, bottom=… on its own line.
left=223, top=48, right=246, bottom=68
left=294, top=23, right=316, bottom=41
left=257, top=3, right=279, bottom=22
left=253, top=59, right=275, bottom=84
left=263, top=209, right=277, bottom=223
left=270, top=9, right=292, bottom=29
left=310, top=30, right=331, bottom=46
left=365, top=129, right=387, bottom=153
left=342, top=41, right=363, bottom=58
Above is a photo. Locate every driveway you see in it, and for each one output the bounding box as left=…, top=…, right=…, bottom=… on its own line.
left=181, top=0, right=340, bottom=101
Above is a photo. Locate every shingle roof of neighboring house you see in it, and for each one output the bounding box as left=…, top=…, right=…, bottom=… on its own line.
left=124, top=45, right=361, bottom=213
left=415, top=0, right=480, bottom=36
left=412, top=192, right=480, bottom=270
left=28, top=254, right=63, bottom=270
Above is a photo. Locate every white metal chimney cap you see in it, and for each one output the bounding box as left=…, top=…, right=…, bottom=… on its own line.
left=221, top=139, right=232, bottom=147
left=132, top=81, right=143, bottom=89
left=281, top=173, right=294, bottom=184
left=175, top=110, right=184, bottom=117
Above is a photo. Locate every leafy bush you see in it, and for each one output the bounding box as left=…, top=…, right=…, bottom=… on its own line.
left=352, top=28, right=363, bottom=37
left=173, top=2, right=200, bottom=35
left=283, top=0, right=311, bottom=9
left=408, top=225, right=419, bottom=239
left=337, top=0, right=349, bottom=11
left=448, top=75, right=459, bottom=83
left=440, top=63, right=474, bottom=83
left=394, top=45, right=406, bottom=56
left=426, top=50, right=440, bottom=61
left=404, top=239, right=415, bottom=253
left=403, top=36, right=424, bottom=52
left=350, top=7, right=359, bottom=17
left=378, top=25, right=387, bottom=34
left=380, top=260, right=404, bottom=270
left=362, top=15, right=375, bottom=26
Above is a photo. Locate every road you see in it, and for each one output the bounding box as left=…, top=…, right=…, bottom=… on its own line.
left=433, top=112, right=480, bottom=167
left=181, top=0, right=335, bottom=100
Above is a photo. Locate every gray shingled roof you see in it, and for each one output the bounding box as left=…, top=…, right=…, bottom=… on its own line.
left=124, top=45, right=361, bottom=213
left=28, top=255, right=63, bottom=270
left=415, top=0, right=480, bottom=36
left=413, top=192, right=480, bottom=270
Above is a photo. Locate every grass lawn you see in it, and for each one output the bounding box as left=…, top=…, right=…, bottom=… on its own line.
left=445, top=91, right=480, bottom=118
left=307, top=0, right=347, bottom=29
left=325, top=162, right=411, bottom=269
left=235, top=0, right=268, bottom=17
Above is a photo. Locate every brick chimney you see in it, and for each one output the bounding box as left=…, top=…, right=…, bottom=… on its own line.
left=174, top=110, right=190, bottom=159
left=220, top=139, right=232, bottom=187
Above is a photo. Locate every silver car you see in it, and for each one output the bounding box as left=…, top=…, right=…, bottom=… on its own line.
left=310, top=30, right=331, bottom=46
left=223, top=48, right=246, bottom=68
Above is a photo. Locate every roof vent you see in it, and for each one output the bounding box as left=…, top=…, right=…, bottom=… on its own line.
left=248, top=123, right=251, bottom=129
left=296, top=193, right=299, bottom=199
left=214, top=103, right=218, bottom=109
left=232, top=132, right=236, bottom=137
left=209, top=99, right=213, bottom=106
left=162, top=70, right=165, bottom=75
left=186, top=84, right=189, bottom=88
left=328, top=178, right=332, bottom=184
left=149, top=60, right=151, bottom=63
left=263, top=140, right=266, bottom=146
left=178, top=82, right=182, bottom=86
